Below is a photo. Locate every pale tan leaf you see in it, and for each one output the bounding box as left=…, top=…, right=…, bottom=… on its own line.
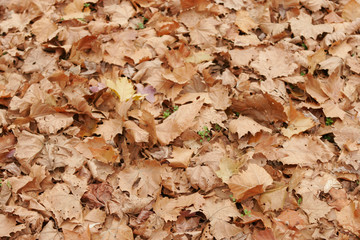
left=300, top=192, right=332, bottom=224
left=235, top=10, right=258, bottom=34
left=305, top=74, right=328, bottom=103
left=153, top=193, right=205, bottom=222
left=39, top=183, right=82, bottom=225
left=336, top=201, right=360, bottom=235
left=228, top=163, right=273, bottom=201
left=281, top=101, right=315, bottom=138
left=117, top=160, right=163, bottom=198
left=289, top=11, right=333, bottom=39
left=124, top=121, right=149, bottom=143
left=211, top=220, right=242, bottom=240
left=229, top=116, right=271, bottom=139
left=15, top=131, right=45, bottom=171
left=35, top=113, right=73, bottom=135
left=31, top=17, right=58, bottom=42
left=279, top=136, right=334, bottom=166
left=201, top=197, right=241, bottom=222
left=342, top=0, right=360, bottom=21
left=208, top=83, right=231, bottom=110
left=104, top=1, right=135, bottom=27
left=215, top=157, right=241, bottom=183
left=259, top=185, right=287, bottom=212
left=0, top=214, right=26, bottom=237
left=167, top=146, right=193, bottom=168
left=186, top=165, right=223, bottom=192
left=94, top=118, right=124, bottom=142
left=250, top=46, right=298, bottom=79
left=156, top=100, right=203, bottom=145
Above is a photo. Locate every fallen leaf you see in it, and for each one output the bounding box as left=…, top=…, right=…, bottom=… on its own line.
left=215, top=157, right=241, bottom=183
left=186, top=165, right=223, bottom=192
left=289, top=11, right=333, bottom=39
left=31, top=17, right=57, bottom=42
left=15, top=131, right=45, bottom=171
left=250, top=46, right=298, bottom=79
left=229, top=115, right=272, bottom=139
left=235, top=10, right=258, bottom=33
left=336, top=201, right=360, bottom=236
left=300, top=192, right=332, bottom=224
left=124, top=120, right=149, bottom=143
left=228, top=163, right=273, bottom=202
left=342, top=0, right=360, bottom=21
left=167, top=146, right=193, bottom=168
left=106, top=77, right=144, bottom=102
left=156, top=100, right=203, bottom=145
left=82, top=182, right=113, bottom=208
left=39, top=183, right=82, bottom=225
left=259, top=185, right=287, bottom=212
left=153, top=193, right=205, bottom=222
left=279, top=135, right=334, bottom=166
left=135, top=84, right=156, bottom=103
left=281, top=101, right=315, bottom=138
left=0, top=214, right=26, bottom=237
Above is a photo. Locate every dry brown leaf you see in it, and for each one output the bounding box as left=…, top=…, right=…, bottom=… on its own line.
left=211, top=219, right=242, bottom=240
left=94, top=118, right=124, bottom=142
left=208, top=83, right=232, bottom=110
left=76, top=137, right=120, bottom=164
left=259, top=185, right=287, bottom=212
left=342, top=0, right=360, bottom=21
left=305, top=74, right=328, bottom=103
left=281, top=101, right=315, bottom=138
left=346, top=56, right=360, bottom=74
left=189, top=17, right=220, bottom=47
left=232, top=93, right=287, bottom=123
left=250, top=46, right=298, bottom=79
left=279, top=136, right=334, bottom=166
left=307, top=48, right=327, bottom=74
left=31, top=17, right=57, bottom=42
left=63, top=0, right=90, bottom=20
left=38, top=221, right=63, bottom=240
left=186, top=165, right=223, bottom=192
left=153, top=193, right=205, bottom=222
left=336, top=201, right=360, bottom=236
left=0, top=214, right=26, bottom=237
left=229, top=115, right=272, bottom=139
left=167, top=146, right=193, bottom=168
left=235, top=10, right=258, bottom=34
left=289, top=11, right=333, bottom=39
left=320, top=68, right=344, bottom=102
left=228, top=163, right=273, bottom=202
left=124, top=120, right=149, bottom=143
left=35, top=113, right=74, bottom=135
left=39, top=183, right=82, bottom=225
left=300, top=192, right=332, bottom=224
left=117, top=160, right=163, bottom=198
left=229, top=47, right=258, bottom=67
left=15, top=131, right=45, bottom=171
left=156, top=100, right=203, bottom=145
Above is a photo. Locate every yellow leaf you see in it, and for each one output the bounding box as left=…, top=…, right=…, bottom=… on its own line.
left=215, top=157, right=241, bottom=183
left=106, top=77, right=144, bottom=102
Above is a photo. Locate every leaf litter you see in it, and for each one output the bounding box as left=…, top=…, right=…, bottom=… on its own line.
left=0, top=0, right=360, bottom=239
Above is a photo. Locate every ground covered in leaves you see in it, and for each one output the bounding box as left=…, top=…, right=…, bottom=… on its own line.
left=0, top=0, right=360, bottom=239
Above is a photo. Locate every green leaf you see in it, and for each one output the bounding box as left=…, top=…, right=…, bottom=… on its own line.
left=325, top=117, right=334, bottom=126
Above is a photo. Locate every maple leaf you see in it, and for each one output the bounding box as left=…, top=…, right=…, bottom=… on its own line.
left=235, top=10, right=258, bottom=34
left=281, top=101, right=315, bottom=138
left=215, top=157, right=241, bottom=183
left=229, top=115, right=271, bottom=139
left=106, top=77, right=144, bottom=102
left=228, top=163, right=273, bottom=202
